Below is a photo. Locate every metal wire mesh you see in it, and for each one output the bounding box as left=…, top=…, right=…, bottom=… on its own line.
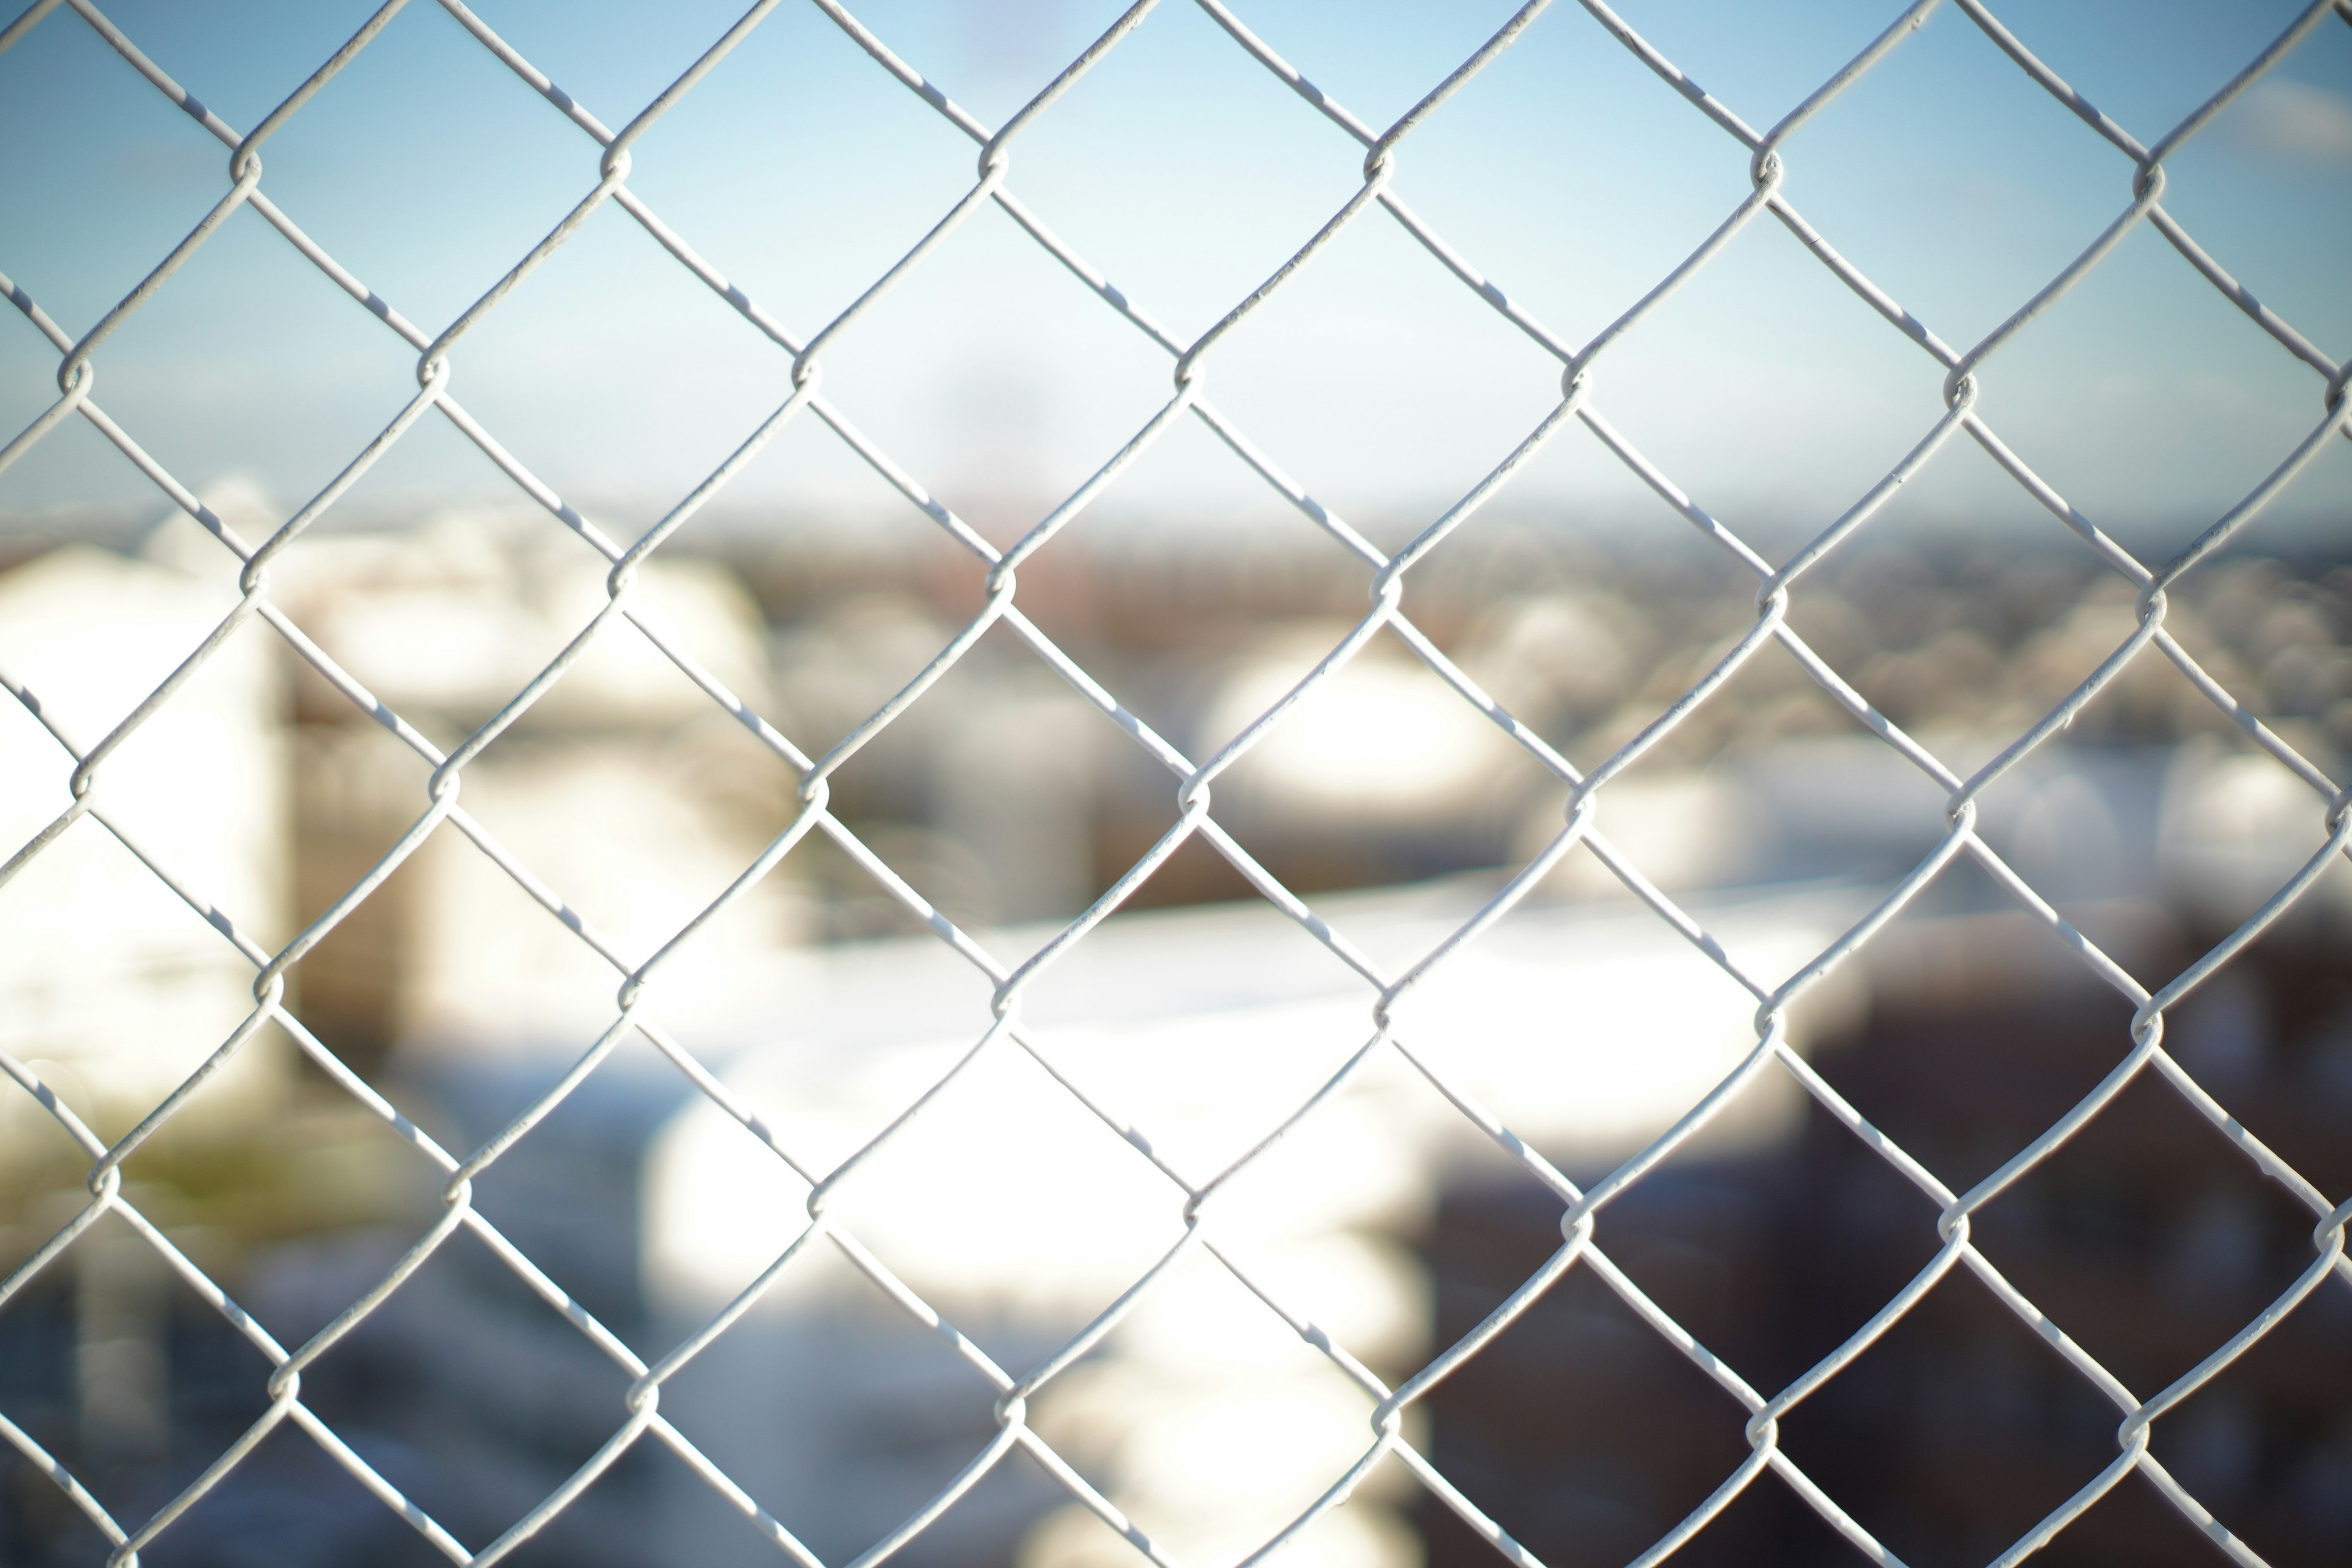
left=2, top=1, right=2349, bottom=1564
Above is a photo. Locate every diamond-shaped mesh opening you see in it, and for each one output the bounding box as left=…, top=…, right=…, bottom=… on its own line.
left=620, top=7, right=988, bottom=313
left=810, top=1040, right=1188, bottom=1347
left=1196, top=222, right=1575, bottom=533
left=1983, top=227, right=2343, bottom=543
left=1779, top=1260, right=2134, bottom=1568
left=1765, top=6, right=2130, bottom=347
left=2145, top=1298, right=2352, bottom=1565
left=654, top=1232, right=1026, bottom=1562
left=1986, top=1058, right=2334, bottom=1387
left=0, top=1211, right=282, bottom=1523
left=49, top=216, right=426, bottom=497
left=442, top=214, right=802, bottom=513
left=989, top=2, right=1371, bottom=344
left=1577, top=227, right=1964, bottom=543
left=244, top=1221, right=647, bottom=1551
left=236, top=0, right=598, bottom=337
left=1412, top=1178, right=1777, bottom=1566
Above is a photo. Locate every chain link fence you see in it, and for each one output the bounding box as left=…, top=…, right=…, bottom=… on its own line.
left=2, top=0, right=2350, bottom=1564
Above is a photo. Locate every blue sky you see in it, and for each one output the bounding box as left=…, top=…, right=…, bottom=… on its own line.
left=1, top=0, right=2348, bottom=561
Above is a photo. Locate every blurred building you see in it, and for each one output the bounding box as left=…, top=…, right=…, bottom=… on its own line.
left=263, top=508, right=801, bottom=1063
left=1415, top=911, right=2352, bottom=1568
left=0, top=540, right=289, bottom=1146
left=4, top=519, right=2348, bottom=1567
left=638, top=880, right=1859, bottom=1568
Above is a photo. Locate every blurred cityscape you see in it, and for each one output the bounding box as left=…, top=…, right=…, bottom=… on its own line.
left=2, top=489, right=2350, bottom=1567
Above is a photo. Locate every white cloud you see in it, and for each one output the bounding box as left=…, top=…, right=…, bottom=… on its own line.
left=2225, top=77, right=2352, bottom=164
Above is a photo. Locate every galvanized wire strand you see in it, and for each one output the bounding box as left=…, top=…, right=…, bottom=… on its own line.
left=0, top=34, right=1608, bottom=1532
left=0, top=16, right=1199, bottom=1539
left=1460, top=2, right=2352, bottom=1555
left=1114, top=0, right=2352, bottom=1556
left=1, top=0, right=2348, bottom=1564
left=0, top=34, right=2239, bottom=1568
left=0, top=6, right=2201, bottom=1551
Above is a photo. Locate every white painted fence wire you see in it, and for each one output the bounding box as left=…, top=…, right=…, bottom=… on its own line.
left=2, top=1, right=2349, bottom=1564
